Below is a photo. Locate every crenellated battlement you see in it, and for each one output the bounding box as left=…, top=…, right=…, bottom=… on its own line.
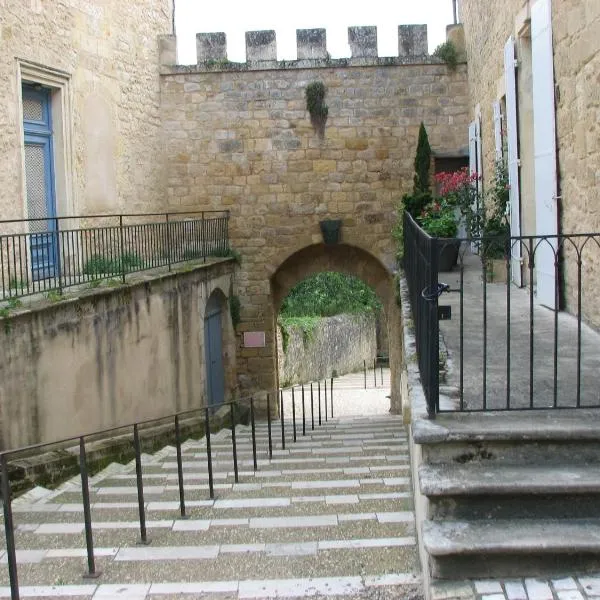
left=160, top=24, right=440, bottom=72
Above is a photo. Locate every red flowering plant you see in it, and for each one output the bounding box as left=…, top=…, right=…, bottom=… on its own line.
left=417, top=200, right=458, bottom=238
left=434, top=167, right=483, bottom=238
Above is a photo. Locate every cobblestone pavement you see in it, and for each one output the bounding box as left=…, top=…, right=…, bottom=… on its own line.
left=430, top=575, right=600, bottom=600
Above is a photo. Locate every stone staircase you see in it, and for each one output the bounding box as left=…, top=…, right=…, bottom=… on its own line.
left=414, top=409, right=600, bottom=580
left=0, top=402, right=424, bottom=599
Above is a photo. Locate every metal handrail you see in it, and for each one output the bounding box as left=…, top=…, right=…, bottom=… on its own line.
left=0, top=378, right=335, bottom=600
left=0, top=211, right=231, bottom=301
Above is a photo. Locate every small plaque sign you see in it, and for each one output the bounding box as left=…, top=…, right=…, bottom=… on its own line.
left=244, top=331, right=266, bottom=348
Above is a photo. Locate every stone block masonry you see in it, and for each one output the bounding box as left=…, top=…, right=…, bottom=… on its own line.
left=159, top=25, right=470, bottom=401
left=0, top=1, right=173, bottom=221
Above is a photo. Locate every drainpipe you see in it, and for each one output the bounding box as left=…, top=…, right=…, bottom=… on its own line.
left=452, top=0, right=458, bottom=24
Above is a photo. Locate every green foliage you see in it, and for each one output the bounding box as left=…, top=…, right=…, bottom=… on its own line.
left=211, top=247, right=242, bottom=264
left=393, top=123, right=432, bottom=262
left=306, top=81, right=329, bottom=137
left=417, top=201, right=458, bottom=238
left=433, top=41, right=458, bottom=70
left=278, top=315, right=321, bottom=349
left=229, top=295, right=241, bottom=328
left=402, top=191, right=432, bottom=219
left=45, top=290, right=63, bottom=302
left=83, top=252, right=144, bottom=277
left=482, top=160, right=510, bottom=259
left=9, top=278, right=27, bottom=291
left=280, top=272, right=381, bottom=318
left=413, top=122, right=432, bottom=194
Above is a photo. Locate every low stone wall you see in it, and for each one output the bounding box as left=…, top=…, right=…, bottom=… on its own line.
left=0, top=260, right=237, bottom=450
left=277, top=313, right=377, bottom=387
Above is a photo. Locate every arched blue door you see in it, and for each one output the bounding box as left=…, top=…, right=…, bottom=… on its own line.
left=204, top=292, right=225, bottom=409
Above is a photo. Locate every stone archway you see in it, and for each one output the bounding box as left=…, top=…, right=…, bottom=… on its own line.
left=270, top=243, right=402, bottom=414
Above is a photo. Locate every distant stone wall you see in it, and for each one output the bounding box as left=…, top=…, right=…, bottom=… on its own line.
left=0, top=260, right=237, bottom=450
left=276, top=313, right=377, bottom=387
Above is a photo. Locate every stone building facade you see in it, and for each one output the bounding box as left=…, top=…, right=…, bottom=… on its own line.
left=158, top=27, right=470, bottom=402
left=459, top=0, right=600, bottom=325
left=0, top=0, right=172, bottom=222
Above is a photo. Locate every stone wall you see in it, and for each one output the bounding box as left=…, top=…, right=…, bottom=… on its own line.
left=276, top=313, right=377, bottom=387
left=0, top=260, right=237, bottom=450
left=159, top=26, right=470, bottom=399
left=459, top=0, right=600, bottom=326
left=0, top=0, right=172, bottom=220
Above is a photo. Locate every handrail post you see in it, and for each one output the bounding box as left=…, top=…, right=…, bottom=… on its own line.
left=324, top=379, right=328, bottom=421
left=330, top=377, right=334, bottom=419
left=291, top=387, right=297, bottom=442
left=280, top=389, right=285, bottom=449
left=55, top=216, right=62, bottom=293
left=133, top=424, right=150, bottom=544
left=363, top=360, right=366, bottom=389
left=119, top=214, right=125, bottom=283
left=166, top=213, right=172, bottom=271
left=230, top=403, right=239, bottom=483
left=204, top=407, right=214, bottom=499
left=250, top=398, right=257, bottom=471
left=1, top=454, right=20, bottom=600
left=79, top=437, right=101, bottom=579
left=202, top=212, right=206, bottom=263
left=266, top=393, right=273, bottom=459
left=301, top=384, right=306, bottom=436
left=174, top=415, right=187, bottom=519
left=318, top=381, right=322, bottom=426
left=373, top=358, right=377, bottom=387
left=310, top=383, right=314, bottom=431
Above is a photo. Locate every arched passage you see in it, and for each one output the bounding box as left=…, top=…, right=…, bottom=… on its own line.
left=270, top=243, right=402, bottom=414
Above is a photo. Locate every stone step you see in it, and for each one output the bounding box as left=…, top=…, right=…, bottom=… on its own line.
left=420, top=464, right=600, bottom=519
left=0, top=402, right=421, bottom=598
left=423, top=518, right=600, bottom=579
left=414, top=410, right=600, bottom=465
left=0, top=573, right=422, bottom=598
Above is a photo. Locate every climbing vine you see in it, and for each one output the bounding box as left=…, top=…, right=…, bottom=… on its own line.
left=306, top=81, right=329, bottom=137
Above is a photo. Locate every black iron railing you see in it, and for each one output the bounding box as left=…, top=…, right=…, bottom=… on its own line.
left=403, top=211, right=440, bottom=416
left=403, top=210, right=600, bottom=414
left=1, top=378, right=334, bottom=600
left=0, top=211, right=230, bottom=301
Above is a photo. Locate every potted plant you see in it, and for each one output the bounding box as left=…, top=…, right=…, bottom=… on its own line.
left=481, top=160, right=510, bottom=282
left=417, top=201, right=460, bottom=271
left=434, top=167, right=482, bottom=239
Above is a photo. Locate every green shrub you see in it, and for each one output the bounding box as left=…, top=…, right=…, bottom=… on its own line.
left=280, top=272, right=381, bottom=318
left=433, top=41, right=458, bottom=70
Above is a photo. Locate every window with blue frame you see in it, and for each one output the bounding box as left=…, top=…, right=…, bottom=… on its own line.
left=22, top=84, right=58, bottom=280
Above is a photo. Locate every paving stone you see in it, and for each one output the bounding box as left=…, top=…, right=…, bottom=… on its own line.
left=504, top=580, right=527, bottom=600
left=557, top=591, right=585, bottom=600
left=475, top=581, right=504, bottom=594
left=524, top=579, right=554, bottom=600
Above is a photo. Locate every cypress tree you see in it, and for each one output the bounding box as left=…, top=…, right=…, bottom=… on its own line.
left=413, top=122, right=432, bottom=194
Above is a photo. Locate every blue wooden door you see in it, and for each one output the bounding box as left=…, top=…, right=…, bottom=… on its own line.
left=204, top=293, right=225, bottom=409
left=22, top=85, right=58, bottom=281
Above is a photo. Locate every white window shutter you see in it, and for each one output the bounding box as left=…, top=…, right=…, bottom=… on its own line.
left=532, top=0, right=558, bottom=309
left=493, top=101, right=503, bottom=161
left=504, top=35, right=522, bottom=286
left=468, top=121, right=477, bottom=177
left=476, top=116, right=484, bottom=198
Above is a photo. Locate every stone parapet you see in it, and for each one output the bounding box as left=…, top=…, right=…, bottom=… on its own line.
left=179, top=25, right=453, bottom=72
